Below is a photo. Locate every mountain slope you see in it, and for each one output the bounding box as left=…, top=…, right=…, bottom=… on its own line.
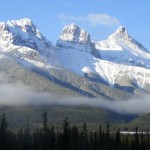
left=130, top=112, right=150, bottom=127
left=0, top=52, right=88, bottom=97
left=0, top=51, right=132, bottom=100
left=0, top=18, right=150, bottom=99
left=94, top=26, right=150, bottom=90
left=95, top=26, right=150, bottom=66
left=0, top=19, right=133, bottom=100
left=56, top=24, right=150, bottom=92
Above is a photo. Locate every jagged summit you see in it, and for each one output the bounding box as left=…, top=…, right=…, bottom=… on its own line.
left=95, top=24, right=150, bottom=70
left=6, top=18, right=45, bottom=39
left=1, top=18, right=150, bottom=94
left=108, top=25, right=130, bottom=41
left=116, top=26, right=127, bottom=34
left=59, top=23, right=91, bottom=45
left=107, top=26, right=149, bottom=53
left=7, top=18, right=33, bottom=26
left=56, top=23, right=100, bottom=58
left=0, top=18, right=52, bottom=51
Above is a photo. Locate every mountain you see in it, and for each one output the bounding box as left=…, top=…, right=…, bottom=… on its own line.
left=57, top=23, right=100, bottom=58
left=95, top=26, right=150, bottom=66
left=0, top=18, right=150, bottom=100
left=94, top=26, right=150, bottom=90
left=0, top=18, right=52, bottom=50
left=56, top=24, right=150, bottom=92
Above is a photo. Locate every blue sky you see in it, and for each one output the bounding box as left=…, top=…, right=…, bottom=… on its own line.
left=0, top=0, right=150, bottom=49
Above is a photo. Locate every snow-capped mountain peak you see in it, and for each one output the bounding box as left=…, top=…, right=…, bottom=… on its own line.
left=56, top=23, right=100, bottom=58
left=6, top=18, right=44, bottom=39
left=7, top=18, right=33, bottom=27
left=116, top=26, right=127, bottom=34
left=59, top=23, right=91, bottom=45
left=95, top=25, right=150, bottom=71
left=0, top=18, right=52, bottom=51
left=108, top=25, right=131, bottom=41
left=107, top=26, right=149, bottom=53
left=1, top=18, right=150, bottom=95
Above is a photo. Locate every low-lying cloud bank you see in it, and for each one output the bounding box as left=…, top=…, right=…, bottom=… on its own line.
left=0, top=84, right=150, bottom=115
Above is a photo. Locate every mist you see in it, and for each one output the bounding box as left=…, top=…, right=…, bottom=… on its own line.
left=0, top=83, right=150, bottom=115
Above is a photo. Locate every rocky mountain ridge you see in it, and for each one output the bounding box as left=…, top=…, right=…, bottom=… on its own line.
left=0, top=18, right=150, bottom=99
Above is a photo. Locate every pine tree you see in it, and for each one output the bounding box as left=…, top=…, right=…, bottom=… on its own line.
left=23, top=116, right=33, bottom=150
left=71, top=126, right=79, bottom=150
left=42, top=111, right=49, bottom=150
left=115, top=129, right=121, bottom=150
left=61, top=118, right=71, bottom=150
left=93, top=131, right=98, bottom=150
left=81, top=123, right=89, bottom=150
left=134, top=126, right=140, bottom=150
left=105, top=123, right=111, bottom=150
left=49, top=125, right=56, bottom=150
left=98, top=124, right=103, bottom=149
left=42, top=111, right=49, bottom=135
left=0, top=113, right=8, bottom=150
left=89, top=130, right=93, bottom=150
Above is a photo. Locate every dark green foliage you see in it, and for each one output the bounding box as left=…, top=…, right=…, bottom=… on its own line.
left=61, top=118, right=71, bottom=150
left=42, top=111, right=49, bottom=150
left=80, top=123, right=89, bottom=150
left=115, top=129, right=121, bottom=150
left=0, top=113, right=8, bottom=150
left=0, top=105, right=137, bottom=131
left=71, top=125, right=80, bottom=150
left=0, top=112, right=150, bottom=150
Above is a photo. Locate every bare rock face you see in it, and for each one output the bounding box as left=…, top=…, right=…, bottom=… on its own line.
left=57, top=23, right=100, bottom=58
left=59, top=23, right=91, bottom=45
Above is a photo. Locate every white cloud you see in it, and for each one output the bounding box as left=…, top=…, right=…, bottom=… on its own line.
left=0, top=83, right=150, bottom=115
left=85, top=14, right=120, bottom=26
left=57, top=13, right=120, bottom=26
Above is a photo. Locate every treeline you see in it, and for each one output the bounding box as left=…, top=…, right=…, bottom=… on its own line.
left=0, top=112, right=150, bottom=150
